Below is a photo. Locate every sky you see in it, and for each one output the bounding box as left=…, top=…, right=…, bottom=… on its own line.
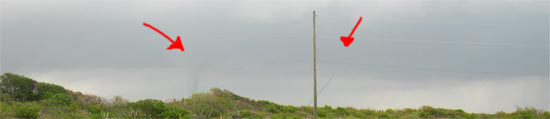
left=1, top=0, right=549, bottom=113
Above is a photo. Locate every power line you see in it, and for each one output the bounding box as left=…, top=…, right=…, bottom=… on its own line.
left=308, top=73, right=335, bottom=105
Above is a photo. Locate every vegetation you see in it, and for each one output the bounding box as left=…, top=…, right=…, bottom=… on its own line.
left=0, top=72, right=548, bottom=118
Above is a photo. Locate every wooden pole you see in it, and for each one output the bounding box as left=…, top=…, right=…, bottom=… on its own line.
left=312, top=10, right=318, bottom=119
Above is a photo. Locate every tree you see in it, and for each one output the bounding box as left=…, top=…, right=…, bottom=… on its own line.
left=35, top=82, right=66, bottom=100
left=0, top=73, right=38, bottom=101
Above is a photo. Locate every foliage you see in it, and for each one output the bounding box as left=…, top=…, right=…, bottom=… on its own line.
left=1, top=73, right=550, bottom=119
left=45, top=93, right=75, bottom=106
left=36, top=82, right=66, bottom=100
left=15, top=103, right=40, bottom=119
left=132, top=99, right=166, bottom=117
left=0, top=73, right=38, bottom=101
left=158, top=104, right=189, bottom=118
left=186, top=91, right=237, bottom=118
left=130, top=99, right=189, bottom=118
left=0, top=73, right=67, bottom=102
left=0, top=90, right=12, bottom=102
left=238, top=110, right=261, bottom=118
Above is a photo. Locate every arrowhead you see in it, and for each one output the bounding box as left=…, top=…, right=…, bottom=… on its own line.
left=167, top=36, right=184, bottom=51
left=340, top=36, right=354, bottom=47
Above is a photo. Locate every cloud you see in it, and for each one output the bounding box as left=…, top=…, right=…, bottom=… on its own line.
left=2, top=0, right=548, bottom=113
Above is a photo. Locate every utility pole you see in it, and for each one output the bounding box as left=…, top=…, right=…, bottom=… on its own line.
left=312, top=10, right=318, bottom=119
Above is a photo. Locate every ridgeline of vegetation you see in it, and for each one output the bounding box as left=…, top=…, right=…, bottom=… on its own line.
left=0, top=73, right=548, bottom=119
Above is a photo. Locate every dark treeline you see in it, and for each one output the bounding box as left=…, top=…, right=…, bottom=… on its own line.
left=0, top=73, right=548, bottom=118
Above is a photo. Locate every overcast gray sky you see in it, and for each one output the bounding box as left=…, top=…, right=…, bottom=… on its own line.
left=1, top=0, right=549, bottom=113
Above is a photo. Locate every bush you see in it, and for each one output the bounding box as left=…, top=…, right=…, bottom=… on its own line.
left=269, top=113, right=301, bottom=119
left=158, top=105, right=189, bottom=119
left=514, top=107, right=539, bottom=119
left=317, top=107, right=331, bottom=118
left=132, top=99, right=188, bottom=118
left=350, top=109, right=368, bottom=118
left=46, top=93, right=75, bottom=106
left=35, top=82, right=66, bottom=100
left=15, top=104, right=40, bottom=119
left=186, top=93, right=237, bottom=118
left=87, top=105, right=106, bottom=119
left=258, top=100, right=282, bottom=113
left=281, top=106, right=297, bottom=113
left=88, top=105, right=103, bottom=114
left=0, top=91, right=12, bottom=102
left=335, top=107, right=350, bottom=116
left=63, top=113, right=86, bottom=119
left=210, top=88, right=245, bottom=100
left=239, top=110, right=262, bottom=118
left=265, top=104, right=281, bottom=113
left=133, top=99, right=166, bottom=117
left=0, top=73, right=68, bottom=102
left=0, top=73, right=38, bottom=101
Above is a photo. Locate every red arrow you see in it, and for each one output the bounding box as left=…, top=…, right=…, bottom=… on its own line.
left=143, top=22, right=184, bottom=51
left=340, top=17, right=362, bottom=47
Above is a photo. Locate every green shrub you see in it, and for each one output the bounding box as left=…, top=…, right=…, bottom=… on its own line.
left=239, top=110, right=261, bottom=118
left=46, top=93, right=75, bottom=106
left=265, top=104, right=281, bottom=113
left=515, top=107, right=538, bottom=119
left=378, top=111, right=396, bottom=119
left=281, top=106, right=297, bottom=113
left=4, top=74, right=550, bottom=119
left=335, top=107, right=350, bottom=116
left=0, top=91, right=12, bottom=102
left=88, top=105, right=103, bottom=114
left=15, top=104, right=40, bottom=119
left=132, top=99, right=166, bottom=117
left=258, top=100, right=282, bottom=113
left=350, top=109, right=368, bottom=118
left=132, top=99, right=189, bottom=118
left=0, top=73, right=38, bottom=101
left=88, top=105, right=106, bottom=119
left=90, top=113, right=105, bottom=119
left=317, top=107, right=330, bottom=118
left=35, top=82, right=66, bottom=100
left=0, top=101, right=18, bottom=118
left=64, top=113, right=86, bottom=119
left=269, top=113, right=301, bottom=119
left=210, top=88, right=245, bottom=100
left=158, top=105, right=189, bottom=119
left=186, top=93, right=236, bottom=118
left=418, top=111, right=430, bottom=118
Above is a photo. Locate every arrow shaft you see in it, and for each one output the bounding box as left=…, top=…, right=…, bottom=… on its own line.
left=348, top=17, right=362, bottom=37
left=143, top=23, right=175, bottom=43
